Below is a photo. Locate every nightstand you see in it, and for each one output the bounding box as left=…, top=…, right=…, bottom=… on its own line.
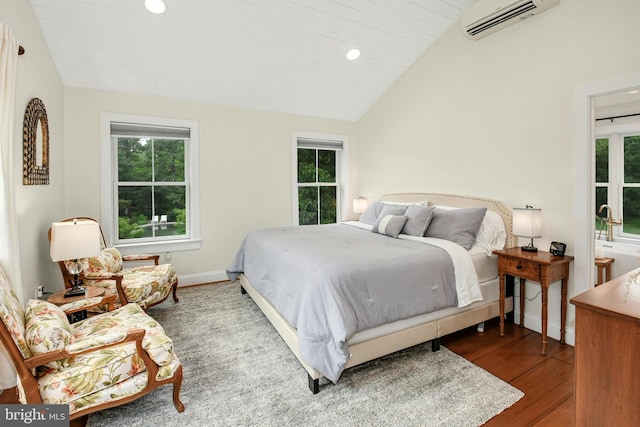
left=494, top=247, right=574, bottom=355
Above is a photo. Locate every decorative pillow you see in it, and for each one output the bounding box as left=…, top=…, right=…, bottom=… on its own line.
left=359, top=202, right=410, bottom=225
left=72, top=247, right=123, bottom=274
left=378, top=205, right=409, bottom=218
left=24, top=299, right=75, bottom=369
left=402, top=205, right=436, bottom=237
left=372, top=214, right=408, bottom=238
left=425, top=207, right=488, bottom=250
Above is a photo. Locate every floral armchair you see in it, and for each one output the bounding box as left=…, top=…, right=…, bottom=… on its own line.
left=49, top=217, right=179, bottom=310
left=0, top=265, right=184, bottom=420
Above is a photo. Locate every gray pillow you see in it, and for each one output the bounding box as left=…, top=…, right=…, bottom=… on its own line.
left=402, top=205, right=435, bottom=236
left=425, top=207, right=487, bottom=249
left=359, top=200, right=382, bottom=225
left=359, top=202, right=409, bottom=225
left=372, top=214, right=408, bottom=238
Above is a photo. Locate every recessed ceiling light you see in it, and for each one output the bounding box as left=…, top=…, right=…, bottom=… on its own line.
left=145, top=0, right=167, bottom=14
left=346, top=48, right=361, bottom=61
left=629, top=90, right=639, bottom=94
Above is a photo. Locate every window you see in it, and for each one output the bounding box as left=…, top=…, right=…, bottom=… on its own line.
left=594, top=126, right=640, bottom=240
left=101, top=114, right=200, bottom=253
left=293, top=133, right=347, bottom=225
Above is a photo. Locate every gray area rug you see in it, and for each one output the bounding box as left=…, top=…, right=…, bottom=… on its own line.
left=87, top=282, right=523, bottom=427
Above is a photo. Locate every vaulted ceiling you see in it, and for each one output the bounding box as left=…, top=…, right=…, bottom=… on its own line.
left=29, top=0, right=475, bottom=121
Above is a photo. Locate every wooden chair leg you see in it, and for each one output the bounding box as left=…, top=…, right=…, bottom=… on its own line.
left=70, top=415, right=88, bottom=427
left=172, top=280, right=179, bottom=303
left=172, top=366, right=185, bottom=412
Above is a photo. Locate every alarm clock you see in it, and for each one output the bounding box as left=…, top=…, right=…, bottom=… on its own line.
left=549, top=241, right=566, bottom=256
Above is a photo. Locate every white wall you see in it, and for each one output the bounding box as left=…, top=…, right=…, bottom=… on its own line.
left=357, top=0, right=640, bottom=344
left=63, top=88, right=358, bottom=285
left=1, top=0, right=66, bottom=302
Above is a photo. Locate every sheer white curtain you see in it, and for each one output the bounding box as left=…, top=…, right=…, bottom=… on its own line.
left=0, top=23, right=22, bottom=389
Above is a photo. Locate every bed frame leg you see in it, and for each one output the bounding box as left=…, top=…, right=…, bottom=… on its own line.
left=431, top=338, right=441, bottom=352
left=308, top=374, right=320, bottom=394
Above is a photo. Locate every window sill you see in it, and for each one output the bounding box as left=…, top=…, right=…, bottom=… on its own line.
left=115, top=239, right=202, bottom=256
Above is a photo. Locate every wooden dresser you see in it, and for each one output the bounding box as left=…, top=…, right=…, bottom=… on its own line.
left=570, top=271, right=640, bottom=425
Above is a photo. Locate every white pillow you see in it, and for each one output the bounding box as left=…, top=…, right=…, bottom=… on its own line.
left=476, top=210, right=507, bottom=254
left=382, top=200, right=429, bottom=206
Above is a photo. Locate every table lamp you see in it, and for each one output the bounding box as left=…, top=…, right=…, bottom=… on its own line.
left=353, top=197, right=369, bottom=215
left=513, top=205, right=542, bottom=252
left=50, top=219, right=101, bottom=297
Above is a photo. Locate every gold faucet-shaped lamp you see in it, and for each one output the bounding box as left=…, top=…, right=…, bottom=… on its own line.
left=598, top=204, right=622, bottom=242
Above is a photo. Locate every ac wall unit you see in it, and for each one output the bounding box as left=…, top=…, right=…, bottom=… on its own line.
left=462, top=0, right=560, bottom=40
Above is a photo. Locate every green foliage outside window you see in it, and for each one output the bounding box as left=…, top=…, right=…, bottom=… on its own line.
left=623, top=136, right=640, bottom=235
left=117, top=137, right=187, bottom=240
left=595, top=138, right=608, bottom=183
left=595, top=135, right=640, bottom=236
left=297, top=148, right=337, bottom=225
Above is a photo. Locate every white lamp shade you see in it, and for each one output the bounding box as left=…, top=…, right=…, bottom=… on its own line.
left=50, top=220, right=101, bottom=262
left=512, top=208, right=542, bottom=238
left=353, top=197, right=369, bottom=214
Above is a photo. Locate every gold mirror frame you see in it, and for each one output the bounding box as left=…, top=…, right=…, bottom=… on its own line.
left=22, top=97, right=50, bottom=185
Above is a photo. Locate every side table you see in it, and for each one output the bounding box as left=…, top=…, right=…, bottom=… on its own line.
left=494, top=247, right=574, bottom=355
left=48, top=286, right=116, bottom=323
left=594, top=257, right=614, bottom=286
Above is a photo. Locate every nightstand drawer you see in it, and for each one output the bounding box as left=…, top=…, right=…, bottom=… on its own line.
left=498, top=257, right=541, bottom=281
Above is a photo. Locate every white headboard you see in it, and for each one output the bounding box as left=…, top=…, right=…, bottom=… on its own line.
left=380, top=192, right=514, bottom=249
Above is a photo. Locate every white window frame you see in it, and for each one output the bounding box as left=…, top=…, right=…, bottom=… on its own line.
left=100, top=113, right=201, bottom=255
left=594, top=136, right=610, bottom=234
left=291, top=131, right=349, bottom=225
left=596, top=120, right=640, bottom=242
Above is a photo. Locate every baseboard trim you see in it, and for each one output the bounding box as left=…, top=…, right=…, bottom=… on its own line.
left=177, top=270, right=229, bottom=287
left=519, top=311, right=575, bottom=347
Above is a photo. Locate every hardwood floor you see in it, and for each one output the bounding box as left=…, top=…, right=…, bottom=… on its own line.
left=1, top=318, right=574, bottom=426
left=442, top=318, right=575, bottom=426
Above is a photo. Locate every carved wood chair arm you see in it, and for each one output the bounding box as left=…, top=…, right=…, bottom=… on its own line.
left=23, top=328, right=147, bottom=370
left=80, top=272, right=128, bottom=305
left=122, top=254, right=160, bottom=265
left=81, top=271, right=122, bottom=280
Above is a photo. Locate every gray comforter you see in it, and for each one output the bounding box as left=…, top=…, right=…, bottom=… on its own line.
left=227, top=223, right=460, bottom=383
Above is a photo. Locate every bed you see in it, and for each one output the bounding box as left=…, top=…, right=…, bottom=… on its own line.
left=227, top=193, right=514, bottom=393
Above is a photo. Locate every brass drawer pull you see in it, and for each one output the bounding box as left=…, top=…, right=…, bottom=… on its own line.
left=517, top=262, right=523, bottom=270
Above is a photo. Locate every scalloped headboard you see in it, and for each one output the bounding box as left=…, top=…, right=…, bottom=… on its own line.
left=380, top=192, right=514, bottom=249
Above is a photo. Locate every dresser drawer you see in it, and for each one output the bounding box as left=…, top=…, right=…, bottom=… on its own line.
left=498, top=257, right=541, bottom=281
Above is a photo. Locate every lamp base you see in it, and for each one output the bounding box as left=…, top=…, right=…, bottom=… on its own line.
left=64, top=286, right=86, bottom=298
left=520, top=237, right=538, bottom=253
